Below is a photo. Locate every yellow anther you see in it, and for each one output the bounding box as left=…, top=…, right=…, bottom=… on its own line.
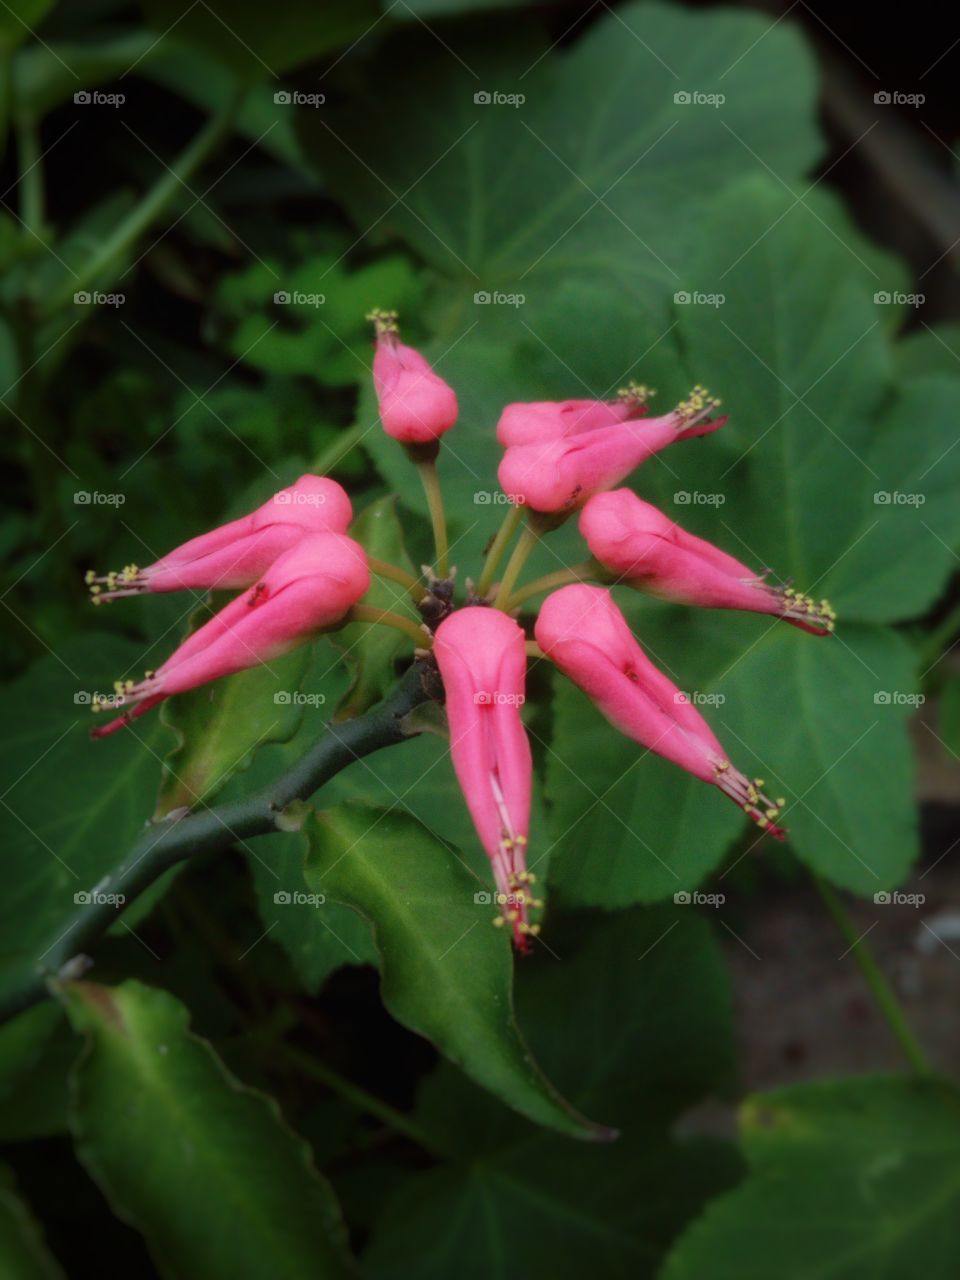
left=507, top=910, right=519, bottom=922
left=765, top=808, right=780, bottom=820
left=89, top=584, right=101, bottom=595
left=776, top=797, right=786, bottom=807
left=113, top=680, right=125, bottom=695
left=145, top=670, right=156, bottom=679
left=529, top=924, right=541, bottom=936
left=492, top=916, right=505, bottom=928
left=84, top=570, right=96, bottom=585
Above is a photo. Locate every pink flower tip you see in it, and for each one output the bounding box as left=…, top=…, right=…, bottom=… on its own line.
left=433, top=606, right=540, bottom=950
left=86, top=475, right=353, bottom=600
left=496, top=384, right=725, bottom=514
left=534, top=584, right=786, bottom=838
left=580, top=489, right=836, bottom=634
left=91, top=532, right=369, bottom=739
left=369, top=309, right=458, bottom=446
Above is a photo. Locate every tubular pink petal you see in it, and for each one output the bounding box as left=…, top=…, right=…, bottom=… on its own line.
left=434, top=607, right=538, bottom=950
left=534, top=585, right=786, bottom=838
left=580, top=490, right=836, bottom=635
left=369, top=311, right=458, bottom=445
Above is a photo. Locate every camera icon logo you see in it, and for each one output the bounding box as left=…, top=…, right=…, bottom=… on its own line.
left=874, top=691, right=891, bottom=705
left=74, top=891, right=92, bottom=904
left=674, top=91, right=691, bottom=105
left=474, top=90, right=491, bottom=105
left=274, top=291, right=291, bottom=304
left=474, top=690, right=492, bottom=705
left=74, top=691, right=91, bottom=704
left=674, top=891, right=692, bottom=904
left=874, top=91, right=891, bottom=105
left=873, top=291, right=891, bottom=304
left=273, top=890, right=292, bottom=904
left=74, top=491, right=92, bottom=504
left=873, top=891, right=891, bottom=904
left=873, top=491, right=891, bottom=504
left=74, top=292, right=91, bottom=305
left=674, top=291, right=691, bottom=304
left=473, top=890, right=493, bottom=904
left=674, top=491, right=691, bottom=504
left=474, top=291, right=491, bottom=304
left=274, top=90, right=292, bottom=105
left=74, top=91, right=91, bottom=105
left=274, top=690, right=292, bottom=704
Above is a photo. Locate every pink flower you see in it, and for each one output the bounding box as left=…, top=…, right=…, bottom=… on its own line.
left=496, top=385, right=725, bottom=514
left=87, top=475, right=353, bottom=600
left=535, top=585, right=786, bottom=837
left=433, top=607, right=539, bottom=948
left=370, top=310, right=458, bottom=445
left=92, top=532, right=369, bottom=737
left=580, top=490, right=836, bottom=635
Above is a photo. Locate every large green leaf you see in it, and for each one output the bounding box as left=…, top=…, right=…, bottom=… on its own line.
left=154, top=610, right=311, bottom=817
left=0, top=1003, right=75, bottom=1140
left=60, top=979, right=356, bottom=1280
left=661, top=1076, right=960, bottom=1279
left=303, top=805, right=606, bottom=1140
left=0, top=635, right=169, bottom=1009
left=547, top=604, right=919, bottom=904
left=364, top=909, right=741, bottom=1279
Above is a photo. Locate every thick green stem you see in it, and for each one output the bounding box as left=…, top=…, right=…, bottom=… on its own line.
left=0, top=662, right=434, bottom=1024
left=493, top=517, right=540, bottom=610
left=348, top=604, right=428, bottom=648
left=267, top=1040, right=441, bottom=1154
left=16, top=118, right=44, bottom=234
left=506, top=560, right=599, bottom=610
left=43, top=91, right=242, bottom=315
left=367, top=556, right=421, bottom=596
left=415, top=457, right=448, bottom=578
left=814, top=875, right=931, bottom=1074
left=475, top=502, right=523, bottom=598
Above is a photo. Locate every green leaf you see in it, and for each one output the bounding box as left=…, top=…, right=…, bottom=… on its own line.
left=60, top=978, right=356, bottom=1280
left=0, top=1166, right=64, bottom=1280
left=333, top=497, right=419, bottom=718
left=12, top=31, right=159, bottom=122
left=0, top=1003, right=75, bottom=1140
left=941, top=676, right=960, bottom=761
left=0, top=635, right=169, bottom=1009
left=137, top=0, right=383, bottom=79
left=154, top=606, right=312, bottom=818
left=0, top=0, right=55, bottom=54
left=301, top=2, right=821, bottom=292
left=303, top=804, right=607, bottom=1140
left=364, top=909, right=741, bottom=1279
left=661, top=1075, right=960, bottom=1280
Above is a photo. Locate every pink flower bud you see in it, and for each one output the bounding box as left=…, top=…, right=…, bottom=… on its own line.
left=535, top=585, right=786, bottom=838
left=433, top=607, right=539, bottom=949
left=580, top=490, right=836, bottom=634
left=370, top=311, right=457, bottom=445
left=86, top=476, right=353, bottom=600
left=496, top=386, right=725, bottom=514
left=92, top=532, right=369, bottom=737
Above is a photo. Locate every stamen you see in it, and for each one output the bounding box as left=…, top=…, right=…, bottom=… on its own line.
left=366, top=307, right=399, bottom=338
left=674, top=384, right=721, bottom=425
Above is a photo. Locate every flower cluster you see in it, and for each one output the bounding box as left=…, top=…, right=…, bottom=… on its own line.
left=89, top=314, right=835, bottom=949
